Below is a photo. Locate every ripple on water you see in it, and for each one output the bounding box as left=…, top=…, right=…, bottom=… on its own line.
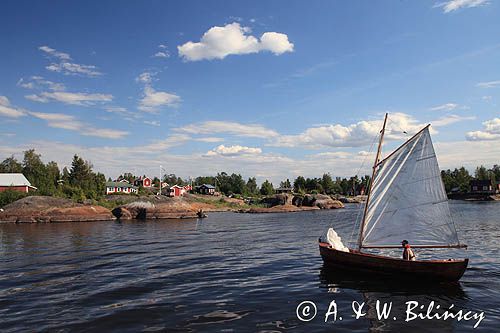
left=0, top=204, right=499, bottom=332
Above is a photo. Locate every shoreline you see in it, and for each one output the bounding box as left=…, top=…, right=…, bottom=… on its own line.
left=0, top=193, right=348, bottom=223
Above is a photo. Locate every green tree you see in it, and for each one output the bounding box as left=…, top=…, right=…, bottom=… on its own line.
left=279, top=179, right=291, bottom=188
left=260, top=180, right=275, bottom=195
left=321, top=173, right=335, bottom=194
left=246, top=177, right=258, bottom=195
left=0, top=156, right=23, bottom=173
left=293, top=176, right=306, bottom=193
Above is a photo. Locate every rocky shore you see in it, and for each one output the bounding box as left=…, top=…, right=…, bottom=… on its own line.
left=0, top=196, right=114, bottom=223
left=0, top=193, right=346, bottom=222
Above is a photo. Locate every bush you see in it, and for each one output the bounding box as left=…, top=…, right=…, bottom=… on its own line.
left=0, top=190, right=29, bottom=208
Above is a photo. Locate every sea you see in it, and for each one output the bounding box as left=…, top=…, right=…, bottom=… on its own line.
left=0, top=201, right=498, bottom=332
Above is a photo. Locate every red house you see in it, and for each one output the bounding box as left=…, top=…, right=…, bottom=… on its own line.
left=134, top=176, right=152, bottom=187
left=167, top=185, right=192, bottom=197
left=0, top=173, right=37, bottom=193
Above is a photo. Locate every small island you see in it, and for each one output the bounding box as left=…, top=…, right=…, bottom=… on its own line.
left=1, top=150, right=498, bottom=222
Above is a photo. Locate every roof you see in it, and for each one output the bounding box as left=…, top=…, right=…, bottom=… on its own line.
left=276, top=187, right=293, bottom=191
left=106, top=181, right=138, bottom=189
left=470, top=179, right=493, bottom=186
left=200, top=184, right=215, bottom=189
left=0, top=173, right=36, bottom=188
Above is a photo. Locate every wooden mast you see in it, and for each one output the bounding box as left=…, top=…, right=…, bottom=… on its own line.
left=357, top=113, right=388, bottom=251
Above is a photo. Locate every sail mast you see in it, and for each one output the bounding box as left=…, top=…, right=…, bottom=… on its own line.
left=357, top=113, right=388, bottom=250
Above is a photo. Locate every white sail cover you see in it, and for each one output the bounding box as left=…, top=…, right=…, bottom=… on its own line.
left=361, top=127, right=460, bottom=247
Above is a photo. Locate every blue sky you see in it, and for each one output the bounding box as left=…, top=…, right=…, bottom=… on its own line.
left=1, top=0, right=499, bottom=183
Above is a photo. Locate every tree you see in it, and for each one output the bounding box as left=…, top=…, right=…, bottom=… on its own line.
left=260, top=180, right=274, bottom=195
left=246, top=177, right=258, bottom=195
left=321, top=173, right=335, bottom=194
left=0, top=156, right=22, bottom=173
left=293, top=176, right=306, bottom=193
left=279, top=179, right=291, bottom=189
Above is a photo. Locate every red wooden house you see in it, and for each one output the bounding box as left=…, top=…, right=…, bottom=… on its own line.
left=167, top=185, right=192, bottom=197
left=0, top=173, right=37, bottom=193
left=134, top=176, right=152, bottom=188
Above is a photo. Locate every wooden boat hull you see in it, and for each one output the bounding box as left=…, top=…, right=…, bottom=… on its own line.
left=319, top=242, right=468, bottom=282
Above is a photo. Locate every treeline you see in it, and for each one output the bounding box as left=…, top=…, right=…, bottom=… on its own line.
left=192, top=173, right=371, bottom=197
left=441, top=165, right=500, bottom=193
left=1, top=150, right=499, bottom=206
left=0, top=149, right=105, bottom=205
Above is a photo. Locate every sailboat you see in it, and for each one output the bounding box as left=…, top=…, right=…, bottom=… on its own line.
left=319, top=113, right=469, bottom=282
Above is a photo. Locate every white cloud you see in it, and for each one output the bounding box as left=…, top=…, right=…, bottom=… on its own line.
left=103, top=106, right=129, bottom=114
left=39, top=46, right=71, bottom=60
left=429, top=103, right=459, bottom=111
left=205, top=144, right=262, bottom=157
left=136, top=71, right=155, bottom=84
left=17, top=76, right=66, bottom=91
left=136, top=72, right=181, bottom=113
left=194, top=137, right=224, bottom=143
left=435, top=0, right=489, bottom=13
left=270, top=113, right=473, bottom=149
left=178, top=22, right=293, bottom=61
left=138, top=86, right=181, bottom=113
left=431, top=114, right=475, bottom=127
left=466, top=118, right=500, bottom=141
left=176, top=120, right=279, bottom=138
left=476, top=80, right=500, bottom=88
left=153, top=51, right=170, bottom=58
left=29, top=111, right=128, bottom=139
left=144, top=120, right=160, bottom=126
left=39, top=45, right=102, bottom=77
left=25, top=91, right=113, bottom=106
left=0, top=96, right=26, bottom=118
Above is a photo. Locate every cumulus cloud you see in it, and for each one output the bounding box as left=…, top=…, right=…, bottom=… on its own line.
left=205, top=144, right=262, bottom=157
left=0, top=96, right=26, bottom=118
left=39, top=45, right=102, bottom=77
left=25, top=91, right=113, bottom=106
left=476, top=80, right=500, bottom=88
left=270, top=113, right=473, bottom=149
left=29, top=111, right=128, bottom=139
left=175, top=120, right=279, bottom=138
left=435, top=0, right=489, bottom=13
left=466, top=118, right=500, bottom=141
left=178, top=22, right=294, bottom=61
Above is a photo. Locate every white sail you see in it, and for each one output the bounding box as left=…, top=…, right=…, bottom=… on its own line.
left=361, top=127, right=460, bottom=247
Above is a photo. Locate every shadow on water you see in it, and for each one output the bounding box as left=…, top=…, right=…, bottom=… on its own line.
left=318, top=265, right=473, bottom=332
left=319, top=265, right=467, bottom=298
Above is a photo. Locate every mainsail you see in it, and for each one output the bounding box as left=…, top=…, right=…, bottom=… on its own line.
left=360, top=126, right=461, bottom=248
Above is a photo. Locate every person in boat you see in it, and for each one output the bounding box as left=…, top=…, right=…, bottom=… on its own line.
left=401, top=240, right=416, bottom=261
left=197, top=209, right=207, bottom=218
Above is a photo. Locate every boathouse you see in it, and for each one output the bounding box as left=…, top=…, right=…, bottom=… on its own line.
left=106, top=181, right=138, bottom=195
left=0, top=173, right=37, bottom=193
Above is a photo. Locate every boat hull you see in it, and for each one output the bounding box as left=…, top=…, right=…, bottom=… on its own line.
left=319, top=242, right=468, bottom=282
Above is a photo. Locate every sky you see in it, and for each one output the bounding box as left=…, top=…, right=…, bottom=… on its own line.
left=1, top=0, right=499, bottom=184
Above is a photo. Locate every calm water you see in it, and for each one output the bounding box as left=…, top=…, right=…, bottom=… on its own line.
left=0, top=202, right=498, bottom=332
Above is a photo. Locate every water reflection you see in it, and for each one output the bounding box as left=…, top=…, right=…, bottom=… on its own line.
left=319, top=265, right=474, bottom=331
